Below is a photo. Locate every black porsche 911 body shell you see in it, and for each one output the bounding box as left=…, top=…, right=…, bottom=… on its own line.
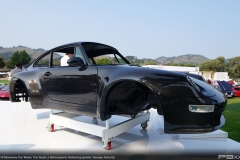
left=9, top=42, right=227, bottom=134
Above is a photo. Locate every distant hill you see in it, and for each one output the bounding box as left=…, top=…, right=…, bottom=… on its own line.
left=0, top=45, right=61, bottom=61
left=0, top=45, right=47, bottom=60
left=125, top=56, right=159, bottom=65
left=155, top=54, right=211, bottom=65
left=0, top=46, right=211, bottom=66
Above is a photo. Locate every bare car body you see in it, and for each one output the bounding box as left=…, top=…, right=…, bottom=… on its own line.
left=9, top=42, right=227, bottom=134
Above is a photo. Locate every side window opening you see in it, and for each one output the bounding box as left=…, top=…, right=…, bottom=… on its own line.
left=50, top=46, right=87, bottom=67
left=34, top=52, right=51, bottom=67
left=51, top=47, right=75, bottom=67
left=52, top=52, right=65, bottom=67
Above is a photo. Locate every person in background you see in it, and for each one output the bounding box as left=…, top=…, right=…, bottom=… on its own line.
left=207, top=79, right=212, bottom=85
left=233, top=80, right=238, bottom=86
left=10, top=62, right=22, bottom=76
left=60, top=53, right=74, bottom=66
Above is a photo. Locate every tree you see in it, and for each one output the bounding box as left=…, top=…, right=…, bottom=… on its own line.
left=144, top=61, right=157, bottom=65
left=4, top=60, right=12, bottom=69
left=131, top=59, right=144, bottom=65
left=125, top=56, right=135, bottom=61
left=95, top=58, right=111, bottom=64
left=214, top=56, right=225, bottom=72
left=199, top=61, right=212, bottom=71
left=183, top=63, right=196, bottom=67
left=199, top=56, right=225, bottom=72
left=225, top=56, right=240, bottom=78
left=10, top=50, right=31, bottom=68
left=0, top=57, right=5, bottom=68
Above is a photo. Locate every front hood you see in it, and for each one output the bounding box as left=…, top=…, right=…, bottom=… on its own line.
left=97, top=64, right=188, bottom=78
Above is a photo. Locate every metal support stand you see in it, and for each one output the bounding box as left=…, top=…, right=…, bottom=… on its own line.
left=48, top=110, right=150, bottom=150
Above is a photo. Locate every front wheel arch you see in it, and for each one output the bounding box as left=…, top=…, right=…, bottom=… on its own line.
left=103, top=80, right=164, bottom=116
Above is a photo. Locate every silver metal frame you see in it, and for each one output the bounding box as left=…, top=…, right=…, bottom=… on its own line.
left=49, top=110, right=150, bottom=149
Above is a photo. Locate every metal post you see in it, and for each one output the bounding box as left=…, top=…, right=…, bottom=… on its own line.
left=106, top=119, right=109, bottom=129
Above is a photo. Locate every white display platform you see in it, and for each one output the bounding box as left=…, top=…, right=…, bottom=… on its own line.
left=0, top=101, right=239, bottom=157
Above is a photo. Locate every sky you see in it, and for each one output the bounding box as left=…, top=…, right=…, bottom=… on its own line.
left=0, top=0, right=239, bottom=60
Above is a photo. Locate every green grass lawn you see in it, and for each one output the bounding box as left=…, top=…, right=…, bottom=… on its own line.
left=0, top=80, right=10, bottom=85
left=221, top=97, right=240, bottom=143
left=1, top=79, right=239, bottom=142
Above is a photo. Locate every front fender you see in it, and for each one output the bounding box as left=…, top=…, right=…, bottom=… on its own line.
left=96, top=65, right=189, bottom=120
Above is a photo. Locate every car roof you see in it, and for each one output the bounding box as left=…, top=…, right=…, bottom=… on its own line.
left=31, top=41, right=129, bottom=66
left=49, top=42, right=118, bottom=52
left=48, top=41, right=128, bottom=64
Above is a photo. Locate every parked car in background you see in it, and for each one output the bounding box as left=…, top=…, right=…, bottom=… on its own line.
left=0, top=83, right=7, bottom=90
left=0, top=85, right=9, bottom=100
left=228, top=80, right=235, bottom=86
left=9, top=42, right=227, bottom=134
left=216, top=81, right=234, bottom=98
left=232, top=86, right=240, bottom=97
left=229, top=79, right=239, bottom=85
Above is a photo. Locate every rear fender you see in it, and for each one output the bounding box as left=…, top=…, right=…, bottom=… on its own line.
left=10, top=72, right=44, bottom=108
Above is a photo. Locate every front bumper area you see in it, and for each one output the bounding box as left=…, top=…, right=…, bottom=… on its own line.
left=161, top=95, right=227, bottom=134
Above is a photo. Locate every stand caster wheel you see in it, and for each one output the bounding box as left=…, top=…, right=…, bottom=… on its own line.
left=48, top=124, right=54, bottom=132
left=141, top=122, right=148, bottom=129
left=92, top=117, right=98, bottom=125
left=104, top=141, right=112, bottom=150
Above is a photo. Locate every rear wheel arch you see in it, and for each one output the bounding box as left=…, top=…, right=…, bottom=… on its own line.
left=10, top=78, right=29, bottom=102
